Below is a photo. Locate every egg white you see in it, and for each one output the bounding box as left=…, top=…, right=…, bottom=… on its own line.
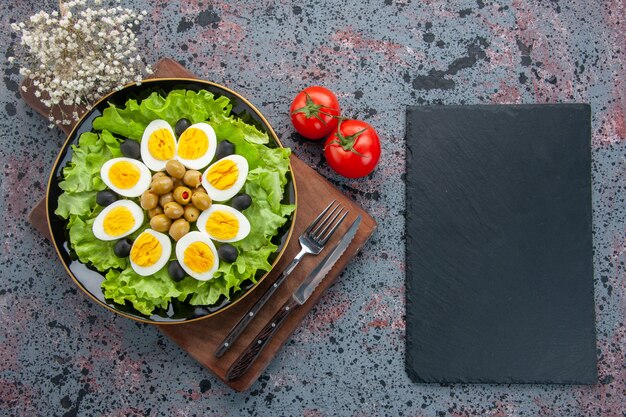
left=196, top=204, right=251, bottom=243
left=176, top=123, right=217, bottom=170
left=129, top=230, right=172, bottom=277
left=201, top=155, right=249, bottom=202
left=140, top=119, right=177, bottom=171
left=92, top=200, right=144, bottom=241
left=100, top=157, right=151, bottom=197
left=175, top=231, right=219, bottom=281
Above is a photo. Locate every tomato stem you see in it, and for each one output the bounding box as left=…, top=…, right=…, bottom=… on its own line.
left=291, top=92, right=340, bottom=125
left=326, top=119, right=368, bottom=158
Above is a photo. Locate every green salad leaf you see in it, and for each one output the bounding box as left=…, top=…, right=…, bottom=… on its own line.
left=55, top=130, right=122, bottom=218
left=56, top=89, right=294, bottom=316
left=92, top=89, right=270, bottom=145
left=103, top=267, right=175, bottom=315
left=68, top=210, right=129, bottom=271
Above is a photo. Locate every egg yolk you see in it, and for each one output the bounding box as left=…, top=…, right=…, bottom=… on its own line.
left=206, top=211, right=239, bottom=240
left=130, top=233, right=163, bottom=267
left=206, top=160, right=238, bottom=190
left=148, top=128, right=176, bottom=160
left=178, top=128, right=209, bottom=160
left=109, top=161, right=140, bottom=189
left=183, top=242, right=215, bottom=273
left=103, top=206, right=135, bottom=237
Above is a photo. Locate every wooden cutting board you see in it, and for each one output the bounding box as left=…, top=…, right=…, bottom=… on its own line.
left=23, top=58, right=377, bottom=391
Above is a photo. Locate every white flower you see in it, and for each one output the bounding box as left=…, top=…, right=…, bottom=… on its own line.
left=10, top=0, right=150, bottom=127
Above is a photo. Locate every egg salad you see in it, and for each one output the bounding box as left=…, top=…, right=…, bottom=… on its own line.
left=93, top=118, right=255, bottom=280
left=55, top=89, right=295, bottom=317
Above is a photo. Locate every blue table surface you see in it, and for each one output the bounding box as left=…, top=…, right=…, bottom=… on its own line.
left=1, top=1, right=624, bottom=416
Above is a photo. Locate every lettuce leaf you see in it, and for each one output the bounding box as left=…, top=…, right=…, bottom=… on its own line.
left=57, top=89, right=294, bottom=316
left=55, top=130, right=122, bottom=218
left=56, top=191, right=98, bottom=219
left=68, top=211, right=129, bottom=271
left=103, top=267, right=175, bottom=315
left=93, top=89, right=269, bottom=145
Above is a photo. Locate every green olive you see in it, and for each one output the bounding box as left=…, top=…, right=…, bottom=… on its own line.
left=159, top=192, right=174, bottom=207
left=140, top=190, right=158, bottom=210
left=165, top=160, right=186, bottom=179
left=191, top=191, right=211, bottom=211
left=148, top=206, right=163, bottom=218
left=150, top=214, right=172, bottom=233
left=194, top=186, right=207, bottom=194
left=169, top=219, right=190, bottom=241
left=152, top=171, right=167, bottom=180
left=183, top=170, right=202, bottom=188
left=172, top=177, right=184, bottom=189
left=163, top=201, right=184, bottom=219
left=151, top=176, right=173, bottom=195
left=173, top=186, right=192, bottom=205
left=183, top=205, right=200, bottom=222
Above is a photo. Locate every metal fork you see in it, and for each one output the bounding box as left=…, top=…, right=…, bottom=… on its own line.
left=215, top=200, right=348, bottom=357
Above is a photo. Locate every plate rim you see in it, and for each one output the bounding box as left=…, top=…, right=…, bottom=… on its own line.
left=45, top=77, right=298, bottom=325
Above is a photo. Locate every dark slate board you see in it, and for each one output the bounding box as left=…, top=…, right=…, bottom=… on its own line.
left=405, top=104, right=598, bottom=384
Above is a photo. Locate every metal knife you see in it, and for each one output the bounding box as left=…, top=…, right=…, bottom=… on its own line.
left=225, top=215, right=362, bottom=381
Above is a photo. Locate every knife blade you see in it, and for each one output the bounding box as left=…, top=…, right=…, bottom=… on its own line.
left=292, top=215, right=361, bottom=304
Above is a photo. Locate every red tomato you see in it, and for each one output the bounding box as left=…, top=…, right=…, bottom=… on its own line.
left=324, top=119, right=381, bottom=178
left=290, top=86, right=340, bottom=140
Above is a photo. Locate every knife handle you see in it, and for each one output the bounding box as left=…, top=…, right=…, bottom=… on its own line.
left=226, top=298, right=299, bottom=381
left=215, top=248, right=307, bottom=358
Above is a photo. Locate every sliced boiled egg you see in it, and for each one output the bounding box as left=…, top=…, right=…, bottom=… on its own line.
left=141, top=119, right=177, bottom=171
left=196, top=204, right=251, bottom=243
left=201, top=155, right=249, bottom=202
left=92, top=200, right=144, bottom=241
left=176, top=123, right=217, bottom=170
left=100, top=157, right=151, bottom=197
left=129, top=230, right=171, bottom=276
left=175, top=231, right=219, bottom=281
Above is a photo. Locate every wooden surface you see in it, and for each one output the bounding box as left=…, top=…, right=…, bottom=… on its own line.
left=24, top=58, right=377, bottom=391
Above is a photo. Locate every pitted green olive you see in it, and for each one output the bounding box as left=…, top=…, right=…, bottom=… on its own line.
left=159, top=192, right=174, bottom=207
left=152, top=171, right=167, bottom=180
left=165, top=160, right=186, bottom=179
left=183, top=170, right=202, bottom=188
left=151, top=176, right=173, bottom=195
left=172, top=177, right=184, bottom=189
left=173, top=186, right=192, bottom=205
left=183, top=205, right=200, bottom=222
left=148, top=206, right=163, bottom=218
left=163, top=201, right=184, bottom=219
left=150, top=214, right=172, bottom=233
left=169, top=219, right=190, bottom=241
left=191, top=192, right=211, bottom=211
left=140, top=191, right=158, bottom=210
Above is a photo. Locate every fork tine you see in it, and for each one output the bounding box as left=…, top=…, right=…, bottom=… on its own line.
left=319, top=210, right=349, bottom=245
left=305, top=200, right=337, bottom=234
left=310, top=203, right=340, bottom=237
left=313, top=207, right=343, bottom=241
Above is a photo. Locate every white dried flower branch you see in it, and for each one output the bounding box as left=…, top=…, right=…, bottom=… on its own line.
left=9, top=0, right=152, bottom=127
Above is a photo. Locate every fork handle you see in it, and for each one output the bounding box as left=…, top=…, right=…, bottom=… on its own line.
left=214, top=248, right=307, bottom=358
left=226, top=297, right=299, bottom=381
